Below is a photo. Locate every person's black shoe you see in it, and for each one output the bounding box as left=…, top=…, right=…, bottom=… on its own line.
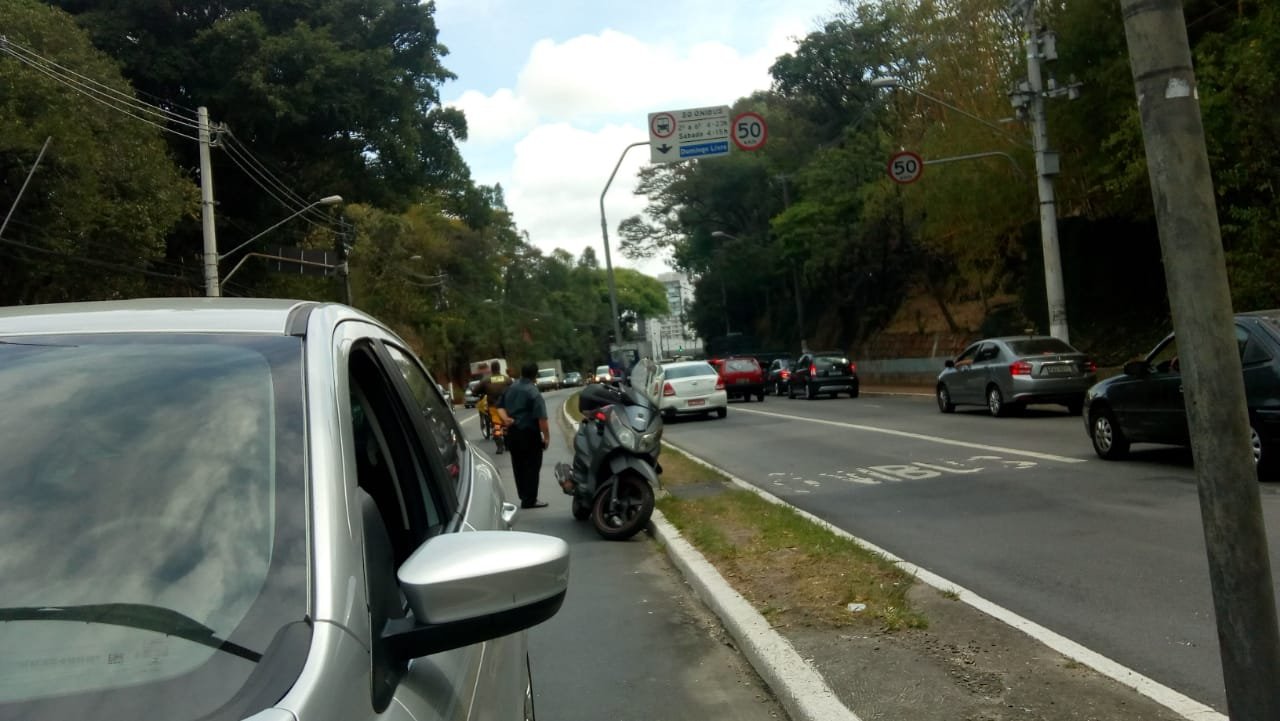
left=522, top=500, right=548, bottom=509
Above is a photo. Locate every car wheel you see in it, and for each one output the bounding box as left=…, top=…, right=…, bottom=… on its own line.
left=849, top=383, right=859, bottom=399
left=987, top=385, right=1010, bottom=417
left=788, top=383, right=796, bottom=399
left=805, top=383, right=814, bottom=400
left=937, top=384, right=955, bottom=413
left=1090, top=406, right=1130, bottom=460
left=757, top=392, right=765, bottom=402
left=775, top=381, right=784, bottom=396
left=1250, top=422, right=1277, bottom=481
left=716, top=407, right=727, bottom=419
left=743, top=394, right=751, bottom=403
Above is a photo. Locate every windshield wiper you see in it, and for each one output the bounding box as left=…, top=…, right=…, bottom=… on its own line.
left=0, top=603, right=262, bottom=662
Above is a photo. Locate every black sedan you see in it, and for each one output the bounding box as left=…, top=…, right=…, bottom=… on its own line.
left=788, top=351, right=859, bottom=399
left=1084, top=310, right=1280, bottom=477
left=765, top=358, right=792, bottom=395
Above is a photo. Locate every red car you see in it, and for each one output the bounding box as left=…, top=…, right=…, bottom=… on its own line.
left=712, top=356, right=766, bottom=402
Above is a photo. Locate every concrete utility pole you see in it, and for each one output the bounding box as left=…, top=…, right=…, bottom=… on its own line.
left=1011, top=1, right=1074, bottom=343
left=198, top=106, right=220, bottom=297
left=599, top=141, right=648, bottom=347
left=1120, top=2, right=1280, bottom=718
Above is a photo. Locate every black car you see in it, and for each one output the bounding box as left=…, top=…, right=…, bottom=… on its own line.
left=765, top=358, right=793, bottom=396
left=1084, top=310, right=1280, bottom=477
left=788, top=351, right=859, bottom=399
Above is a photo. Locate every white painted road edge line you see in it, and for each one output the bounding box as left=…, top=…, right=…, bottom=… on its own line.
left=556, top=397, right=861, bottom=721
left=660, top=437, right=1227, bottom=721
left=650, top=512, right=862, bottom=721
left=734, top=406, right=1088, bottom=464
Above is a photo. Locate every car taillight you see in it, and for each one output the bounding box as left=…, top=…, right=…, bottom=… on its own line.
left=715, top=377, right=725, bottom=390
left=781, top=370, right=789, bottom=379
left=663, top=382, right=675, bottom=397
left=1010, top=360, right=1033, bottom=376
left=809, top=364, right=817, bottom=375
left=849, top=362, right=857, bottom=373
left=1085, top=360, right=1098, bottom=373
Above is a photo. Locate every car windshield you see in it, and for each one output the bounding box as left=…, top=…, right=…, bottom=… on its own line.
left=596, top=365, right=610, bottom=375
left=538, top=369, right=555, bottom=378
left=0, top=334, right=307, bottom=721
left=664, top=363, right=717, bottom=379
left=1007, top=338, right=1076, bottom=355
left=815, top=355, right=847, bottom=365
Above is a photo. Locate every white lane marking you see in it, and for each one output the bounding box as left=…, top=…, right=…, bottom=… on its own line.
left=734, top=407, right=1086, bottom=464
left=660, top=438, right=1224, bottom=721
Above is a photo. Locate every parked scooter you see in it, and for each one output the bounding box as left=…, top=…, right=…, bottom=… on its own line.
left=555, top=379, right=663, bottom=541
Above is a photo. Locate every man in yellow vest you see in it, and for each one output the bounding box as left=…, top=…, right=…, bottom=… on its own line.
left=476, top=361, right=512, bottom=454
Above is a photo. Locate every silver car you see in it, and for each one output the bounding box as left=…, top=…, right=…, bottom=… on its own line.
left=936, top=335, right=1097, bottom=416
left=0, top=299, right=569, bottom=721
left=659, top=360, right=728, bottom=419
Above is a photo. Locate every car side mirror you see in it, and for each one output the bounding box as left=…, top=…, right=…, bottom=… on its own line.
left=944, top=359, right=955, bottom=369
left=1123, top=360, right=1149, bottom=376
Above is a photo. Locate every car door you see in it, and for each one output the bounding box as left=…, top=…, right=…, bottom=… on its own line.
left=971, top=342, right=1004, bottom=399
left=332, top=322, right=491, bottom=721
left=947, top=344, right=983, bottom=404
left=1127, top=334, right=1188, bottom=444
left=794, top=353, right=812, bottom=390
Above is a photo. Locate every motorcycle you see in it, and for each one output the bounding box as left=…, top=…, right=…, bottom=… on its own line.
left=555, top=376, right=663, bottom=541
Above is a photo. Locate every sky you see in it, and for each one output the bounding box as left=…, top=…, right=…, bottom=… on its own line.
left=433, top=0, right=840, bottom=278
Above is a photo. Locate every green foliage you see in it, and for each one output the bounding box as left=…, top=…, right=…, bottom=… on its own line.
left=0, top=0, right=196, bottom=304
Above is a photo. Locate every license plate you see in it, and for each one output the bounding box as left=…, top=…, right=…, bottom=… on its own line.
left=735, top=378, right=750, bottom=384
left=1043, top=365, right=1073, bottom=376
left=688, top=398, right=706, bottom=406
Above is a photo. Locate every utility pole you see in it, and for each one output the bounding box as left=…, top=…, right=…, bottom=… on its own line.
left=1120, top=2, right=1280, bottom=719
left=1010, top=1, right=1077, bottom=343
left=599, top=141, right=648, bottom=347
left=198, top=106, right=220, bottom=297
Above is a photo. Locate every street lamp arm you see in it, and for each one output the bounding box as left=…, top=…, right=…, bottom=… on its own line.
left=872, top=78, right=1031, bottom=149
left=218, top=195, right=342, bottom=261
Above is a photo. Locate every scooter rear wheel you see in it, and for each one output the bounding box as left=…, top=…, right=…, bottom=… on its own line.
left=591, top=471, right=654, bottom=541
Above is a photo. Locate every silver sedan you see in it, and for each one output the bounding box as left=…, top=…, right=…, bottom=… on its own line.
left=936, top=336, right=1097, bottom=417
left=0, top=298, right=568, bottom=721
left=659, top=360, right=728, bottom=419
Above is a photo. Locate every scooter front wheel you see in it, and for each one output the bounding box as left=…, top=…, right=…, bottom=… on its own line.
left=591, top=471, right=655, bottom=541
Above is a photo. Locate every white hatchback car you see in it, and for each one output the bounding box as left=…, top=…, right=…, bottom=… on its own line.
left=0, top=299, right=569, bottom=721
left=659, top=360, right=728, bottom=419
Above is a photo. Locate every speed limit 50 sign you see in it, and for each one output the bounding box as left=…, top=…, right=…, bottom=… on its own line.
left=887, top=151, right=924, bottom=184
left=731, top=111, right=767, bottom=151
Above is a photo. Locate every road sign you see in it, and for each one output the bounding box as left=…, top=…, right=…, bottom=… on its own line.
left=648, top=105, right=731, bottom=163
left=887, top=151, right=924, bottom=184
left=731, top=111, right=768, bottom=151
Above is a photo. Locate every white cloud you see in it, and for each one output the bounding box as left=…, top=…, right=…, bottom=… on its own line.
left=451, top=88, right=539, bottom=144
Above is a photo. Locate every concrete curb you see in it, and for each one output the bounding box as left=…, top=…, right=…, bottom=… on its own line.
left=649, top=511, right=862, bottom=721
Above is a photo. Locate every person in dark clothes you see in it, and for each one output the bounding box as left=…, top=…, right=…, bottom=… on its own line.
left=497, top=362, right=550, bottom=509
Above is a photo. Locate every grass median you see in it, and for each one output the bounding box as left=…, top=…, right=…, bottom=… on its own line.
left=560, top=390, right=927, bottom=633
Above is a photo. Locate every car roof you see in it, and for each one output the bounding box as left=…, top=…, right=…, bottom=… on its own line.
left=662, top=360, right=713, bottom=368
left=0, top=298, right=354, bottom=336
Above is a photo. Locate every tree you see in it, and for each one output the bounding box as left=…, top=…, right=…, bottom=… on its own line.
left=0, top=0, right=195, bottom=304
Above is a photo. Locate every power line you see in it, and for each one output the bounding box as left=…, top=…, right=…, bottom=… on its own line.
left=219, top=131, right=343, bottom=229
left=217, top=141, right=344, bottom=234
left=0, top=217, right=202, bottom=279
left=0, top=36, right=201, bottom=130
left=0, top=234, right=201, bottom=286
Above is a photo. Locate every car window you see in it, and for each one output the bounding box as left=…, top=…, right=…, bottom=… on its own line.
left=1148, top=336, right=1180, bottom=373
left=975, top=344, right=1000, bottom=362
left=0, top=334, right=308, bottom=720
left=726, top=359, right=758, bottom=372
left=1240, top=326, right=1273, bottom=365
left=815, top=355, right=846, bottom=365
left=384, top=345, right=465, bottom=489
left=663, top=363, right=717, bottom=379
left=1006, top=338, right=1075, bottom=355
left=955, top=344, right=980, bottom=364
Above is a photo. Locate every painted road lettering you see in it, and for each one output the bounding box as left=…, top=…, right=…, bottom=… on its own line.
left=768, top=454, right=1039, bottom=492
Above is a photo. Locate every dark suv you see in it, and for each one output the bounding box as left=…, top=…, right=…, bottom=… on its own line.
left=713, top=356, right=766, bottom=402
left=788, top=351, right=859, bottom=399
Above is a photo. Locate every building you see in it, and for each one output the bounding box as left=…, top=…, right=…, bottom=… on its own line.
left=644, top=272, right=703, bottom=359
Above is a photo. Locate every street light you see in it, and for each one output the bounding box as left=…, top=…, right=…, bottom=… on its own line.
left=872, top=75, right=1070, bottom=342
left=212, top=195, right=344, bottom=295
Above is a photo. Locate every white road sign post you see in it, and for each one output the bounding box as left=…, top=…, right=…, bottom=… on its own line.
left=731, top=111, right=768, bottom=151
left=887, top=150, right=924, bottom=184
left=648, top=105, right=731, bottom=163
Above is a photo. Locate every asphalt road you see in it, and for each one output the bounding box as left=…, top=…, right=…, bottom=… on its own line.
left=659, top=390, right=1280, bottom=713
left=456, top=390, right=784, bottom=721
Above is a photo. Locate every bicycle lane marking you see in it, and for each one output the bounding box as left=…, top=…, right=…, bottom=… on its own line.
left=732, top=407, right=1086, bottom=464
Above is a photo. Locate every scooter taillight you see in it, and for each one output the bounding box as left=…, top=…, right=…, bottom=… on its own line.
left=594, top=410, right=608, bottom=421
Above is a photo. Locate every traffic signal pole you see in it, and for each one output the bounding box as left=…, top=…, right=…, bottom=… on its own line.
left=1120, top=2, right=1280, bottom=717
